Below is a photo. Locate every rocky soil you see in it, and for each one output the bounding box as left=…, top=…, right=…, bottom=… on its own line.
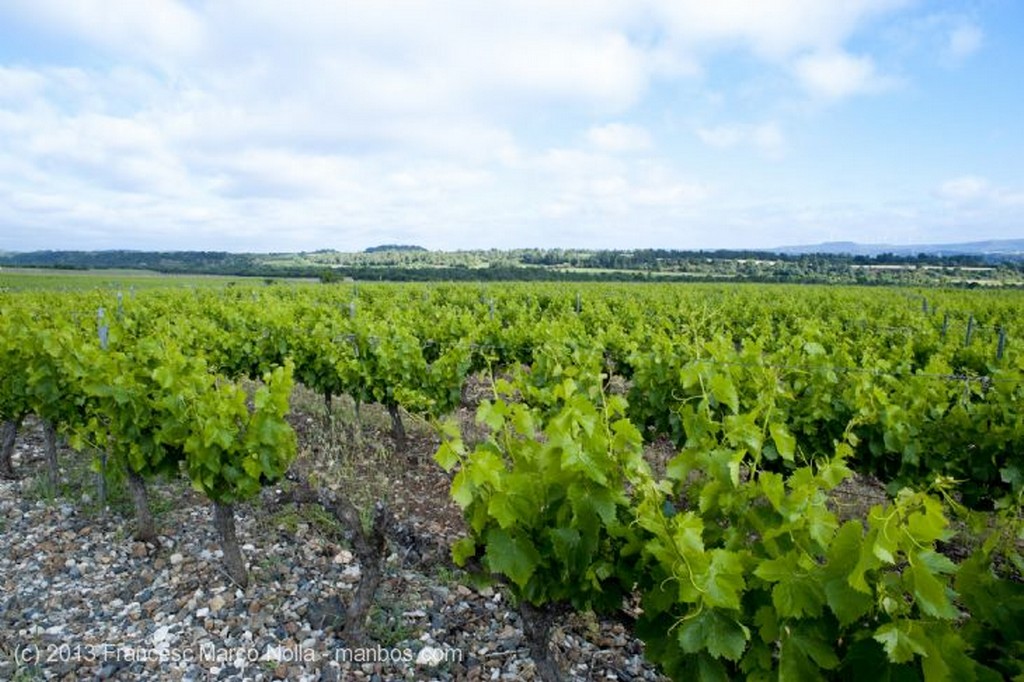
left=0, top=404, right=667, bottom=682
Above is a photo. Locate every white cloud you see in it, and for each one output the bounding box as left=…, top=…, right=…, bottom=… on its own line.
left=937, top=176, right=989, bottom=202
left=793, top=50, right=894, bottom=100
left=5, top=0, right=205, bottom=63
left=587, top=123, right=652, bottom=152
left=653, top=0, right=912, bottom=58
left=696, top=122, right=784, bottom=156
left=529, top=149, right=708, bottom=223
left=697, top=126, right=744, bottom=149
left=906, top=13, right=986, bottom=68
left=936, top=176, right=1024, bottom=206
left=751, top=123, right=785, bottom=154
left=197, top=1, right=654, bottom=118
left=0, top=1, right=1012, bottom=251
left=947, top=23, right=983, bottom=61
left=0, top=67, right=47, bottom=102
left=2, top=2, right=917, bottom=120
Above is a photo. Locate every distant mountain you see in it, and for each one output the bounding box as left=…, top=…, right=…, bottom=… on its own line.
left=773, top=239, right=1024, bottom=259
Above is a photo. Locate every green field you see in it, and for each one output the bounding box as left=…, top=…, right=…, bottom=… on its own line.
left=1, top=280, right=1022, bottom=680
left=0, top=267, right=305, bottom=291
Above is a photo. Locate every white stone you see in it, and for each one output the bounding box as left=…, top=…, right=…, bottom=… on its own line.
left=151, top=625, right=172, bottom=645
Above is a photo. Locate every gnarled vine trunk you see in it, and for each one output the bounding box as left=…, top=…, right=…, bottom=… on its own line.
left=519, top=601, right=563, bottom=682
left=213, top=501, right=248, bottom=588
left=387, top=403, right=406, bottom=450
left=281, top=481, right=394, bottom=644
left=340, top=500, right=392, bottom=643
left=42, top=419, right=59, bottom=489
left=0, top=417, right=20, bottom=479
left=126, top=468, right=155, bottom=541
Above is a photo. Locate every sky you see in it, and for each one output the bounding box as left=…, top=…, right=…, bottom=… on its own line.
left=0, top=1, right=1021, bottom=253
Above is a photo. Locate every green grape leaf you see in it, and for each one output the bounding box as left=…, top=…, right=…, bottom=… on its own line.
left=873, top=621, right=928, bottom=664
left=759, top=472, right=785, bottom=512
left=477, top=400, right=507, bottom=431
left=486, top=492, right=518, bottom=529
left=700, top=549, right=746, bottom=610
left=677, top=608, right=750, bottom=662
left=709, top=374, right=740, bottom=414
left=510, top=406, right=536, bottom=437
left=451, top=469, right=475, bottom=509
left=434, top=440, right=462, bottom=471
left=823, top=521, right=873, bottom=626
left=452, top=537, right=477, bottom=566
left=549, top=527, right=582, bottom=571
left=769, top=423, right=796, bottom=462
left=755, top=554, right=825, bottom=618
left=467, top=448, right=506, bottom=490
left=907, top=555, right=958, bottom=620
left=779, top=624, right=840, bottom=682
left=483, top=528, right=540, bottom=589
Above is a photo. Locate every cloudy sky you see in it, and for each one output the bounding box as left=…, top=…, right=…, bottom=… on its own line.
left=0, top=1, right=1021, bottom=252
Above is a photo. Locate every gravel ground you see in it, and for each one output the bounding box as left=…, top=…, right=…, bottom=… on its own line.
left=0, top=417, right=667, bottom=682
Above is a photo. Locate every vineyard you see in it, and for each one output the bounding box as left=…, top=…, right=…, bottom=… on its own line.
left=1, top=281, right=1022, bottom=680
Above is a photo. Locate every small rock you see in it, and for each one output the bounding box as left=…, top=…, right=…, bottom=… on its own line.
left=169, top=553, right=184, bottom=565
left=152, top=625, right=172, bottom=645
left=96, top=663, right=120, bottom=679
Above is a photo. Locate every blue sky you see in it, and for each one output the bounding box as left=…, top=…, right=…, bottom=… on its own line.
left=0, top=1, right=1020, bottom=252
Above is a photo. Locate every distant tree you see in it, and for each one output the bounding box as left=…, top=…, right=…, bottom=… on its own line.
left=363, top=244, right=427, bottom=253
